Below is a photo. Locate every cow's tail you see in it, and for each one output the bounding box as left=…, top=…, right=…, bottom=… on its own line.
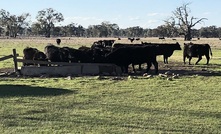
left=208, top=45, right=213, bottom=58
left=209, top=45, right=213, bottom=57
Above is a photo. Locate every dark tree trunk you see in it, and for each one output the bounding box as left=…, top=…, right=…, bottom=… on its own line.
left=184, top=27, right=192, bottom=41
left=45, top=25, right=51, bottom=38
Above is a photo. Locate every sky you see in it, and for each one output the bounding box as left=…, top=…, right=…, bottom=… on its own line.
left=1, top=0, right=221, bottom=29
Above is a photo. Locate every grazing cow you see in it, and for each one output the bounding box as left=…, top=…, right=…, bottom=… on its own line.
left=142, top=42, right=182, bottom=64
left=23, top=47, right=46, bottom=66
left=135, top=38, right=140, bottom=41
left=128, top=37, right=135, bottom=43
left=159, top=37, right=165, bottom=40
left=183, top=43, right=212, bottom=65
left=56, top=38, right=61, bottom=45
left=105, top=45, right=158, bottom=74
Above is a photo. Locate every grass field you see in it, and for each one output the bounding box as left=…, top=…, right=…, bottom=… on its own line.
left=0, top=37, right=221, bottom=133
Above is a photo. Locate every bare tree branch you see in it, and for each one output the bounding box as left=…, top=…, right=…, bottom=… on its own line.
left=192, top=18, right=208, bottom=27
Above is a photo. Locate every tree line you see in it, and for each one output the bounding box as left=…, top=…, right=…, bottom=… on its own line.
left=0, top=3, right=220, bottom=40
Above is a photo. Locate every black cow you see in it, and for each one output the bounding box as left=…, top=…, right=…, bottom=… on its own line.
left=102, top=40, right=115, bottom=47
left=135, top=38, right=140, bottom=41
left=183, top=43, right=212, bottom=65
left=56, top=38, right=61, bottom=45
left=44, top=44, right=69, bottom=63
left=63, top=47, right=94, bottom=63
left=23, top=47, right=46, bottom=66
left=112, top=43, right=146, bottom=71
left=105, top=45, right=158, bottom=74
left=159, top=37, right=165, bottom=40
left=142, top=42, right=182, bottom=64
left=112, top=43, right=131, bottom=50
left=128, top=37, right=135, bottom=43
left=33, top=51, right=47, bottom=66
left=91, top=40, right=104, bottom=50
left=91, top=40, right=115, bottom=49
left=78, top=46, right=91, bottom=51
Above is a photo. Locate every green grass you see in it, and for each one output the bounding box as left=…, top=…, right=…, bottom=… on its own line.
left=0, top=38, right=221, bottom=133
left=0, top=76, right=221, bottom=133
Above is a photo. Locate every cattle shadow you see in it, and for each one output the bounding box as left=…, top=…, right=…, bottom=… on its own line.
left=157, top=61, right=221, bottom=77
left=0, top=84, right=76, bottom=97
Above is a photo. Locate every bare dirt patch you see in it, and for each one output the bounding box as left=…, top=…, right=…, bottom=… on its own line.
left=1, top=61, right=221, bottom=78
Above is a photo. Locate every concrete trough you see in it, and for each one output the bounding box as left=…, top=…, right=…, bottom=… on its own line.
left=20, top=63, right=122, bottom=76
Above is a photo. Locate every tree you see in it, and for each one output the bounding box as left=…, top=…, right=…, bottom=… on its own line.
left=31, top=22, right=44, bottom=36
left=0, top=26, right=4, bottom=36
left=125, top=26, right=144, bottom=37
left=0, top=9, right=30, bottom=38
left=36, top=8, right=64, bottom=38
left=165, top=3, right=207, bottom=40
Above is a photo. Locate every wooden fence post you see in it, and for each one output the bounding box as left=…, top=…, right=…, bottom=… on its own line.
left=13, top=49, right=18, bottom=72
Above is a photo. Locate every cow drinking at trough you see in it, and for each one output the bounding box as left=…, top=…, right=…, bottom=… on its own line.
left=183, top=42, right=212, bottom=65
left=23, top=47, right=47, bottom=66
left=105, top=45, right=158, bottom=74
left=44, top=44, right=69, bottom=63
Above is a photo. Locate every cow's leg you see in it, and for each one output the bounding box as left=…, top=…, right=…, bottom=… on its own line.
left=166, top=57, right=168, bottom=64
left=205, top=55, right=210, bottom=64
left=120, top=66, right=124, bottom=73
left=195, top=56, right=202, bottom=64
left=163, top=55, right=166, bottom=64
left=188, top=57, right=192, bottom=65
left=138, top=64, right=142, bottom=70
left=124, top=65, right=129, bottom=74
left=183, top=55, right=186, bottom=64
left=152, top=61, right=159, bottom=74
left=163, top=56, right=168, bottom=64
left=146, top=61, right=152, bottom=73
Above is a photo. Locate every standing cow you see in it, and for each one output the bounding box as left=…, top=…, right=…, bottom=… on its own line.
left=183, top=43, right=212, bottom=65
left=56, top=38, right=61, bottom=45
left=105, top=45, right=158, bottom=74
left=142, top=42, right=182, bottom=64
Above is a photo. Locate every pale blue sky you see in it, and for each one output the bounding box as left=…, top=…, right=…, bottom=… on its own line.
left=1, top=0, right=221, bottom=29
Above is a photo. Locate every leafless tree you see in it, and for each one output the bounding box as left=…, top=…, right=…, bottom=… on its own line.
left=165, top=3, right=207, bottom=41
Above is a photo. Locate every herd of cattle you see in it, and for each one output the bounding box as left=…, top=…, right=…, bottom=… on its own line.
left=23, top=39, right=213, bottom=75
